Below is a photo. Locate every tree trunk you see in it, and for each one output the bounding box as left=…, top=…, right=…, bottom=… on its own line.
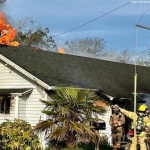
left=95, top=131, right=99, bottom=150
left=66, top=140, right=76, bottom=149
left=66, top=130, right=76, bottom=149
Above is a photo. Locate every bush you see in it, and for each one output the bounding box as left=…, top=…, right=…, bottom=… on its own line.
left=44, top=147, right=51, bottom=150
left=99, top=133, right=112, bottom=149
left=0, top=118, right=41, bottom=150
left=77, top=133, right=112, bottom=150
left=78, top=143, right=112, bottom=150
left=78, top=143, right=94, bottom=150
left=61, top=148, right=83, bottom=150
left=44, top=142, right=112, bottom=150
left=47, top=140, right=66, bottom=150
left=44, top=134, right=112, bottom=150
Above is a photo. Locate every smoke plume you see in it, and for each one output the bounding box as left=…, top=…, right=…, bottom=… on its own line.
left=0, top=0, right=6, bottom=10
left=0, top=0, right=15, bottom=27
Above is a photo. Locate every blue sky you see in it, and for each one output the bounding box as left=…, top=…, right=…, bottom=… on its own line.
left=1, top=0, right=150, bottom=52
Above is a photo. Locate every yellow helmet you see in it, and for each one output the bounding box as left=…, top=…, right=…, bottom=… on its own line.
left=138, top=104, right=148, bottom=112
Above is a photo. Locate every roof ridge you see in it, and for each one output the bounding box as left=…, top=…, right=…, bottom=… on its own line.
left=0, top=44, right=148, bottom=68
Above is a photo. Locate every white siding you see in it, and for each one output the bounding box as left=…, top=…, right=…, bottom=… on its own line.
left=0, top=61, right=33, bottom=89
left=18, top=95, right=26, bottom=120
left=27, top=88, right=45, bottom=126
left=94, top=107, right=111, bottom=143
left=0, top=61, right=45, bottom=126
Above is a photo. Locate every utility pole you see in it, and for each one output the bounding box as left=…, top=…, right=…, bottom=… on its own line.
left=134, top=22, right=150, bottom=150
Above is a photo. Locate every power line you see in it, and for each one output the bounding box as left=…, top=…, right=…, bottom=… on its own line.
left=52, top=1, right=132, bottom=38
left=137, top=7, right=150, bottom=23
left=136, top=0, right=143, bottom=23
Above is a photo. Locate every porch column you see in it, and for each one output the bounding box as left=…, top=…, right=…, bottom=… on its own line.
left=15, top=96, right=19, bottom=118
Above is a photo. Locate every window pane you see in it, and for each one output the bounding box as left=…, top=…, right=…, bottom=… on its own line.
left=5, top=98, right=10, bottom=114
left=1, top=99, right=4, bottom=113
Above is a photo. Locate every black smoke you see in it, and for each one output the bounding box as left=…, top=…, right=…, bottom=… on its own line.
left=137, top=94, right=150, bottom=110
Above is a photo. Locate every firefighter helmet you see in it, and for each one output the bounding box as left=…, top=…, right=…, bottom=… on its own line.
left=112, top=105, right=120, bottom=115
left=138, top=104, right=148, bottom=112
left=113, top=105, right=119, bottom=110
left=113, top=104, right=119, bottom=109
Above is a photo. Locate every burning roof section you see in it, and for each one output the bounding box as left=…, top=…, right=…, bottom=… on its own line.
left=0, top=12, right=19, bottom=46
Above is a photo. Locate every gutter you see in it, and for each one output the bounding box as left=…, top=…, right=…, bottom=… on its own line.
left=131, top=92, right=150, bottom=96
left=100, top=91, right=114, bottom=100
left=0, top=54, right=55, bottom=90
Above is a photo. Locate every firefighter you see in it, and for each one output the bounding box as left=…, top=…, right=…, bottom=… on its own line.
left=145, top=110, right=150, bottom=148
left=109, top=105, right=125, bottom=149
left=118, top=104, right=150, bottom=150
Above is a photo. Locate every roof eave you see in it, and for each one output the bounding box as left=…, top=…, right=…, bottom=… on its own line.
left=47, top=86, right=99, bottom=91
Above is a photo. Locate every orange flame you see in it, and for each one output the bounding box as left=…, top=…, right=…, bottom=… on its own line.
left=59, top=48, right=65, bottom=54
left=0, top=12, right=19, bottom=46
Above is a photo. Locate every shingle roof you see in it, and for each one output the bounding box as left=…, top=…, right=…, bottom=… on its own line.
left=0, top=44, right=150, bottom=99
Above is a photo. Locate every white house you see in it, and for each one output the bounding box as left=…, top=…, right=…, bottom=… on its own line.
left=0, top=44, right=148, bottom=147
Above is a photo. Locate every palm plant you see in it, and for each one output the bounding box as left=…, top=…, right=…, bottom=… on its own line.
left=35, top=86, right=106, bottom=149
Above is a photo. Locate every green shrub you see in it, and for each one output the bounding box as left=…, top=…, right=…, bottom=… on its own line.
left=45, top=142, right=112, bottom=150
left=44, top=134, right=112, bottom=150
left=0, top=118, right=41, bottom=150
left=78, top=142, right=112, bottom=150
left=99, top=133, right=112, bottom=148
left=78, top=143, right=94, bottom=150
left=77, top=133, right=113, bottom=150
left=44, top=147, right=51, bottom=150
left=61, top=148, right=83, bottom=150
